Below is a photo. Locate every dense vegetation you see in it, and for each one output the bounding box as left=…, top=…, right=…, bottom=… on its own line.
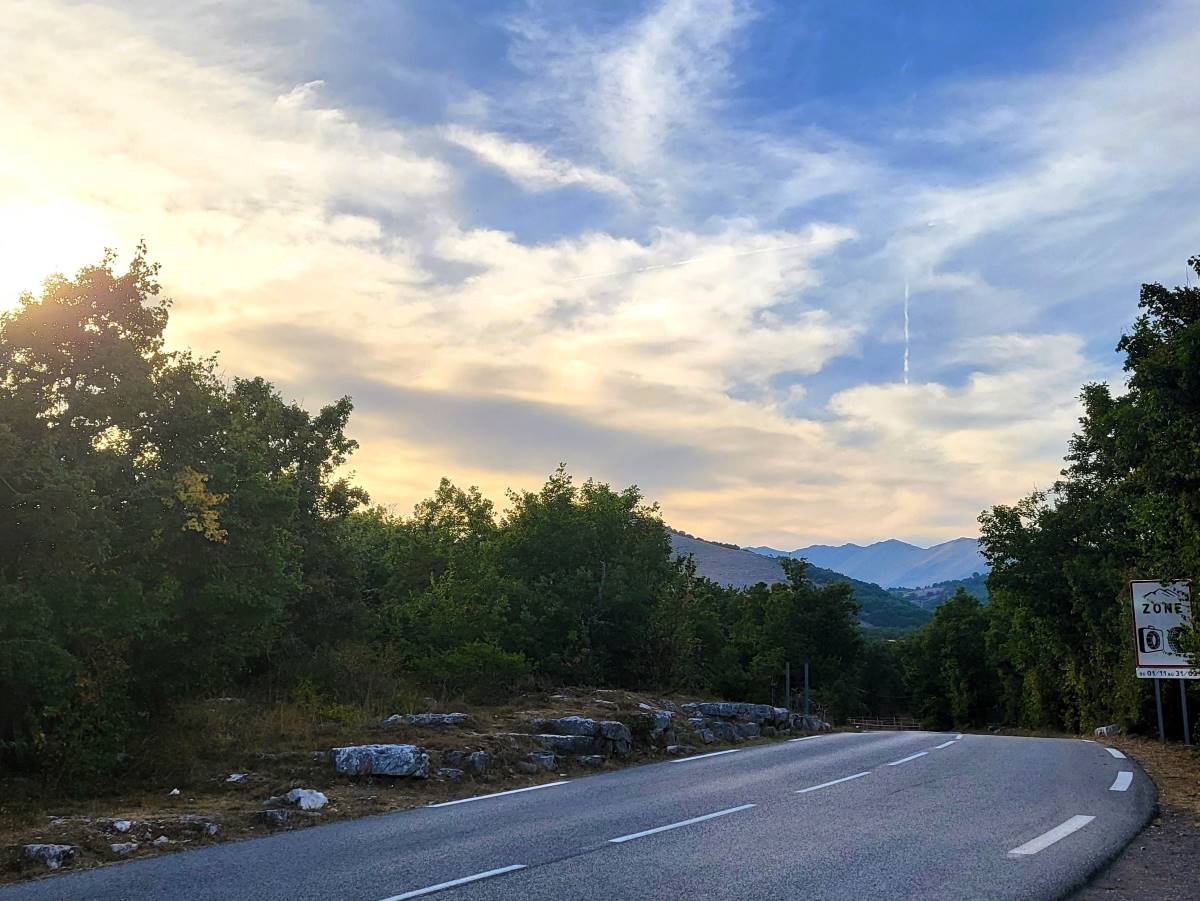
left=888, top=574, right=988, bottom=610
left=0, top=250, right=872, bottom=781
left=901, top=254, right=1200, bottom=733
left=5, top=249, right=1195, bottom=781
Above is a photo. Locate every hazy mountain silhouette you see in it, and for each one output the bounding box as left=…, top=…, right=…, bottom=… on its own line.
left=745, top=537, right=987, bottom=588
left=669, top=531, right=930, bottom=630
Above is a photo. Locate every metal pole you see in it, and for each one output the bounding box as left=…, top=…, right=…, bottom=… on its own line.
left=1181, top=680, right=1192, bottom=747
left=785, top=662, right=792, bottom=712
left=1154, top=678, right=1166, bottom=743
left=803, top=662, right=811, bottom=717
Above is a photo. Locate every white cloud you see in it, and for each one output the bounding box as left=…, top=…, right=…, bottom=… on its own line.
left=2, top=0, right=1197, bottom=548
left=444, top=126, right=631, bottom=198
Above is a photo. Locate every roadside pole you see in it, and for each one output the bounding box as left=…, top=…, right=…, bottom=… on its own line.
left=1181, top=681, right=1192, bottom=747
left=785, top=662, right=792, bottom=712
left=1154, top=679, right=1166, bottom=743
left=803, top=662, right=811, bottom=717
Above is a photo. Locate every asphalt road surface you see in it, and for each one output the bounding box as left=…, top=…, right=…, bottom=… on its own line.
left=1, top=731, right=1155, bottom=901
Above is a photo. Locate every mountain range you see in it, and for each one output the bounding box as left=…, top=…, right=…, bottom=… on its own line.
left=745, top=537, right=987, bottom=589
left=668, top=532, right=931, bottom=631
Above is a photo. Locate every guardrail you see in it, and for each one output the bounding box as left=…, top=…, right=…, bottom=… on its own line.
left=846, top=716, right=923, bottom=731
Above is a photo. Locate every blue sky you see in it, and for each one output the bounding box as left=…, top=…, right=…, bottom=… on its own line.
left=2, top=0, right=1197, bottom=547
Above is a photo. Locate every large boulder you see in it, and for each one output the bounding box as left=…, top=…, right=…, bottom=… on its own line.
left=532, top=716, right=599, bottom=736
left=384, top=712, right=469, bottom=727
left=22, top=844, right=76, bottom=870
left=706, top=720, right=742, bottom=743
left=735, top=722, right=761, bottom=740
left=789, top=714, right=832, bottom=733
left=537, top=734, right=600, bottom=755
left=332, top=744, right=430, bottom=778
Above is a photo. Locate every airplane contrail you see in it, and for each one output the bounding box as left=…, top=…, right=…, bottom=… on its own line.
left=566, top=242, right=814, bottom=283
left=903, top=279, right=910, bottom=385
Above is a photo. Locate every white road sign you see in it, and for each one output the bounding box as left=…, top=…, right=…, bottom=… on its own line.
left=1131, top=581, right=1197, bottom=679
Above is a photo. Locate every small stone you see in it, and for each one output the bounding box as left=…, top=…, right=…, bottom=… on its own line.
left=21, top=844, right=77, bottom=870
left=112, top=819, right=133, bottom=833
left=180, top=815, right=220, bottom=835
left=437, top=767, right=465, bottom=780
left=110, top=842, right=139, bottom=856
left=466, top=751, right=493, bottom=776
left=575, top=755, right=605, bottom=768
left=152, top=836, right=171, bottom=847
left=226, top=773, right=248, bottom=783
left=255, top=809, right=290, bottom=827
left=284, top=788, right=328, bottom=811
left=167, top=788, right=180, bottom=796
left=667, top=744, right=696, bottom=756
left=525, top=752, right=557, bottom=772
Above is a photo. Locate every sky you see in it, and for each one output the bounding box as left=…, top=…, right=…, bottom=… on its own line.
left=2, top=0, right=1198, bottom=549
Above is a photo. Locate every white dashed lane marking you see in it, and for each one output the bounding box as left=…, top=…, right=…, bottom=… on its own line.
left=379, top=864, right=527, bottom=900
left=608, top=804, right=756, bottom=844
left=1105, top=747, right=1126, bottom=759
left=427, top=782, right=569, bottom=808
left=1110, top=771, right=1133, bottom=792
left=887, top=751, right=929, bottom=766
left=933, top=740, right=957, bottom=749
left=1008, top=815, right=1095, bottom=856
left=796, top=772, right=871, bottom=794
left=670, top=749, right=740, bottom=764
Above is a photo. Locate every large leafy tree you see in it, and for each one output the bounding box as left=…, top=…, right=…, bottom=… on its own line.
left=0, top=248, right=365, bottom=772
left=976, top=253, right=1200, bottom=733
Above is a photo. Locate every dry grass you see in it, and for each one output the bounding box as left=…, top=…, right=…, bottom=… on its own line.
left=0, top=686, right=766, bottom=883
left=1106, top=735, right=1200, bottom=814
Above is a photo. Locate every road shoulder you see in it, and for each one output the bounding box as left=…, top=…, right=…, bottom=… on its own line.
left=1073, top=737, right=1200, bottom=901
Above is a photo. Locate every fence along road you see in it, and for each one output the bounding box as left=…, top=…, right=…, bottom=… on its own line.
left=0, top=731, right=1155, bottom=901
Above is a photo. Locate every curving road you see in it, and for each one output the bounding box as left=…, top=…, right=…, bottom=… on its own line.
left=1, top=731, right=1155, bottom=901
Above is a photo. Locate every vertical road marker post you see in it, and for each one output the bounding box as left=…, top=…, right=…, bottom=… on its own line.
left=1154, top=679, right=1166, bottom=743
left=803, top=662, right=811, bottom=717
left=1181, top=680, right=1192, bottom=747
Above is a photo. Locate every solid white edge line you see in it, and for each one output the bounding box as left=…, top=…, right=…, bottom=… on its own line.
left=887, top=751, right=929, bottom=766
left=608, top=804, right=756, bottom=844
left=1110, top=771, right=1133, bottom=792
left=933, top=740, right=956, bottom=749
left=1080, top=739, right=1097, bottom=743
left=379, top=864, right=526, bottom=900
left=1105, top=747, right=1126, bottom=759
left=788, top=735, right=822, bottom=743
left=427, top=781, right=569, bottom=808
left=795, top=771, right=871, bottom=794
left=1008, top=815, right=1095, bottom=856
left=670, top=748, right=740, bottom=763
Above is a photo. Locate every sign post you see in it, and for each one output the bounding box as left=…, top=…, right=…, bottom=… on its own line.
left=1131, top=581, right=1195, bottom=743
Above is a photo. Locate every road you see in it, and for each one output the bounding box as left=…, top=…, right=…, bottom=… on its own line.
left=1, top=731, right=1155, bottom=901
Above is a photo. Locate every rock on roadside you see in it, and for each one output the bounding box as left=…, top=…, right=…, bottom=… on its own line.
left=332, top=744, right=430, bottom=778
left=383, top=712, right=469, bottom=727
left=284, top=788, right=328, bottom=811
left=21, top=844, right=77, bottom=870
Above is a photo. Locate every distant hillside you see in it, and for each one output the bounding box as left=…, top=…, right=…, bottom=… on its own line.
left=669, top=531, right=931, bottom=631
left=889, top=573, right=989, bottom=610
left=747, top=537, right=987, bottom=588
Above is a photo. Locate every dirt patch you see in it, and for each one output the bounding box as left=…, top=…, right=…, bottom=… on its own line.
left=1073, top=735, right=1200, bottom=900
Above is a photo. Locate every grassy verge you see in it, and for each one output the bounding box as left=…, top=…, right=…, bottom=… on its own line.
left=0, top=688, right=797, bottom=883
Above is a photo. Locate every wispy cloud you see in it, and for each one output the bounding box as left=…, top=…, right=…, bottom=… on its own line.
left=2, top=0, right=1196, bottom=547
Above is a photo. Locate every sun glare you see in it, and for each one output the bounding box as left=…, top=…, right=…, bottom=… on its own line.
left=0, top=202, right=113, bottom=312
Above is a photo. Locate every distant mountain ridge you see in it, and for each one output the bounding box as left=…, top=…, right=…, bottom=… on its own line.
left=746, top=537, right=987, bottom=588
left=668, top=531, right=930, bottom=631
